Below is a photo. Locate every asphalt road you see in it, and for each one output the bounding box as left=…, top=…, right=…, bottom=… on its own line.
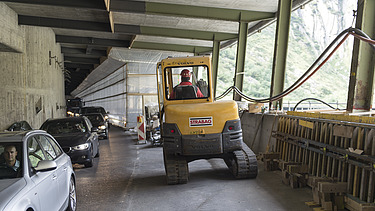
left=74, top=126, right=313, bottom=211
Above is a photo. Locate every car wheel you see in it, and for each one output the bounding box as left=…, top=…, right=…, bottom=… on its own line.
left=67, top=177, right=77, bottom=211
left=84, top=158, right=93, bottom=168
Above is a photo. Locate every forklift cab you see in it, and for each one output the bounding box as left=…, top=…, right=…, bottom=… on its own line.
left=164, top=66, right=209, bottom=100
left=156, top=56, right=214, bottom=127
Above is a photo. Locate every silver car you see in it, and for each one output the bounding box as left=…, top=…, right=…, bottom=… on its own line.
left=0, top=130, right=76, bottom=211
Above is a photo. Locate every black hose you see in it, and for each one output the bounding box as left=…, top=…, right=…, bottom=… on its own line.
left=216, top=28, right=350, bottom=102
left=292, top=98, right=338, bottom=111
left=215, top=27, right=375, bottom=103
left=350, top=28, right=375, bottom=51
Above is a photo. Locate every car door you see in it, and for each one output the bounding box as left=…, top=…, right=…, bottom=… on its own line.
left=40, top=135, right=70, bottom=208
left=27, top=135, right=60, bottom=211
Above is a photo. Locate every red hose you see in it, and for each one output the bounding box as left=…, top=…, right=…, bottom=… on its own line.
left=350, top=32, right=375, bottom=45
left=272, top=33, right=350, bottom=102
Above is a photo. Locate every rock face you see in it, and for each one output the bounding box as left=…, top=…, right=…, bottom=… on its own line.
left=293, top=0, right=357, bottom=55
left=218, top=0, right=358, bottom=104
left=284, top=0, right=357, bottom=103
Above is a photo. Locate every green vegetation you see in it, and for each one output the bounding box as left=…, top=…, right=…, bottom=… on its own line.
left=216, top=0, right=355, bottom=107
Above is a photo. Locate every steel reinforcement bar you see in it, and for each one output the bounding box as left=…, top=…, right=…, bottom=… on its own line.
left=274, top=114, right=375, bottom=203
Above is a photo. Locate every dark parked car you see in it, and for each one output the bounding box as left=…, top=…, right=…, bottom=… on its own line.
left=40, top=116, right=99, bottom=168
left=0, top=130, right=76, bottom=211
left=80, top=106, right=109, bottom=121
left=6, top=121, right=32, bottom=131
left=82, top=113, right=108, bottom=139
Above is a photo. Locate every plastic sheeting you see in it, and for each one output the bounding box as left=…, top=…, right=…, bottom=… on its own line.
left=77, top=65, right=127, bottom=127
left=71, top=57, right=126, bottom=96
left=127, top=75, right=157, bottom=93
left=74, top=48, right=193, bottom=128
left=127, top=63, right=157, bottom=74
left=127, top=95, right=159, bottom=128
left=77, top=67, right=126, bottom=98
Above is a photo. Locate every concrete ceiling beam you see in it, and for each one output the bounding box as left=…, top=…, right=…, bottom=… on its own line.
left=131, top=41, right=212, bottom=53
left=18, top=15, right=111, bottom=32
left=0, top=0, right=106, bottom=10
left=56, top=35, right=130, bottom=48
left=61, top=47, right=107, bottom=57
left=108, top=0, right=275, bottom=22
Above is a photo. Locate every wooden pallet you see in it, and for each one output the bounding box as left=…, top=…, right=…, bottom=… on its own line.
left=280, top=163, right=309, bottom=188
left=258, top=152, right=280, bottom=171
left=345, top=195, right=375, bottom=211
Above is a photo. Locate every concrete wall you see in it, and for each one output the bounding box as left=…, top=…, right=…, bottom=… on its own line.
left=0, top=3, right=65, bottom=130
left=241, top=112, right=279, bottom=154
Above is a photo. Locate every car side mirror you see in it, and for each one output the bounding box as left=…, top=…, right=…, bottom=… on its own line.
left=34, top=160, right=57, bottom=172
left=91, top=127, right=99, bottom=132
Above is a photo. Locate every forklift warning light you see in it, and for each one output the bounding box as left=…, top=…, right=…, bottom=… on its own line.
left=189, top=117, right=213, bottom=127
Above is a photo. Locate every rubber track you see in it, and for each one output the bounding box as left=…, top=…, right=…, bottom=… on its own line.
left=227, top=144, right=258, bottom=179
left=177, top=159, right=188, bottom=184
left=237, top=144, right=258, bottom=179
left=164, top=153, right=188, bottom=185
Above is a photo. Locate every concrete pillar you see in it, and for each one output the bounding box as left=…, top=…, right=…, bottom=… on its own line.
left=233, top=21, right=248, bottom=101
left=347, top=0, right=375, bottom=112
left=269, top=0, right=293, bottom=110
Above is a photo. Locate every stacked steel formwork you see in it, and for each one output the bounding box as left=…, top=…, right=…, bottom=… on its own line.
left=274, top=112, right=375, bottom=204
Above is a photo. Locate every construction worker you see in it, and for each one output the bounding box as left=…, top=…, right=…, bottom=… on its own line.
left=170, top=69, right=204, bottom=99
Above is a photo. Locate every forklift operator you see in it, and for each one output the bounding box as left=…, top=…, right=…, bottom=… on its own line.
left=170, top=69, right=204, bottom=99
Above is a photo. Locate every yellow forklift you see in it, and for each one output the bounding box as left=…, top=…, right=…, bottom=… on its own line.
left=156, top=56, right=257, bottom=184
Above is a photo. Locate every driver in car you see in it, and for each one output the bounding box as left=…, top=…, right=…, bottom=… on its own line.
left=1, top=145, right=20, bottom=175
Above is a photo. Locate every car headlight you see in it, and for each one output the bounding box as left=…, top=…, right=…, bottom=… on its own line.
left=104, top=115, right=109, bottom=120
left=99, top=125, right=106, bottom=130
left=72, top=143, right=90, bottom=150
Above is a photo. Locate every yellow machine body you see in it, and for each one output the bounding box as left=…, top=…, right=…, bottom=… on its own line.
left=164, top=100, right=239, bottom=135
left=157, top=55, right=240, bottom=135
left=156, top=56, right=258, bottom=184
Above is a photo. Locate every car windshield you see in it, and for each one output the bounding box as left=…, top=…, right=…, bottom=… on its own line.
left=84, top=115, right=104, bottom=125
left=43, top=121, right=86, bottom=134
left=0, top=142, right=23, bottom=179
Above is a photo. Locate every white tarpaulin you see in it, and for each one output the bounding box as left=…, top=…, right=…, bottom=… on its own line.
left=73, top=48, right=193, bottom=128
